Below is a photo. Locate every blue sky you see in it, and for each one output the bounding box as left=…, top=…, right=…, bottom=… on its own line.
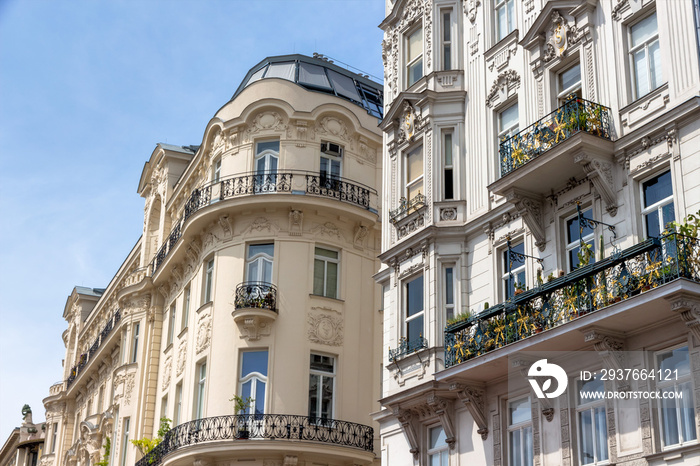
left=0, top=0, right=384, bottom=441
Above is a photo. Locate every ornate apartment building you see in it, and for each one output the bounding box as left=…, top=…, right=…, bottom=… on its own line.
left=375, top=0, right=700, bottom=465
left=40, top=54, right=386, bottom=466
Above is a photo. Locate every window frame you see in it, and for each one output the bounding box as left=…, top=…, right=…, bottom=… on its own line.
left=239, top=350, right=269, bottom=416
left=427, top=424, right=450, bottom=465
left=442, top=130, right=454, bottom=200
left=628, top=11, right=663, bottom=100
left=557, top=62, right=582, bottom=105
left=254, top=139, right=280, bottom=173
left=640, top=170, right=674, bottom=239
left=495, top=0, right=516, bottom=42
left=174, top=383, right=182, bottom=426
left=167, top=302, right=176, bottom=346
left=655, top=345, right=697, bottom=449
left=120, top=417, right=130, bottom=466
left=181, top=285, right=191, bottom=331
left=320, top=141, right=343, bottom=188
left=404, top=144, right=424, bottom=202
left=443, top=264, right=456, bottom=322
left=441, top=9, right=453, bottom=71
left=309, top=353, right=336, bottom=422
left=50, top=422, right=58, bottom=453
left=575, top=373, right=609, bottom=465
left=501, top=241, right=526, bottom=300
left=406, top=25, right=424, bottom=88
left=202, top=257, right=215, bottom=304
left=313, top=246, right=340, bottom=299
left=211, top=158, right=221, bottom=183
left=565, top=207, right=596, bottom=272
left=246, top=243, right=274, bottom=284
left=194, top=361, right=207, bottom=420
left=404, top=273, right=425, bottom=344
left=507, top=396, right=533, bottom=466
left=130, top=322, right=140, bottom=364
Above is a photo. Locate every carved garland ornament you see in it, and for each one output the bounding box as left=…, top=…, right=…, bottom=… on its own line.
left=486, top=69, right=521, bottom=107
left=307, top=314, right=344, bottom=346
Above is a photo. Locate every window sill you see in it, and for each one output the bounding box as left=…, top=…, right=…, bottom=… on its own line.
left=644, top=441, right=700, bottom=461
left=620, top=82, right=668, bottom=114
left=196, top=301, right=213, bottom=314
left=309, top=294, right=344, bottom=304
left=177, top=327, right=188, bottom=339
left=163, top=343, right=173, bottom=354
left=485, top=29, right=519, bottom=57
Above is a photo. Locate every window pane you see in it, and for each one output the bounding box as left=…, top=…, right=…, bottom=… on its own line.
left=254, top=381, right=266, bottom=415
left=249, top=243, right=274, bottom=258
left=265, top=62, right=296, bottom=81
left=242, top=351, right=268, bottom=377
left=445, top=268, right=454, bottom=305
left=649, top=39, right=662, bottom=89
left=326, top=262, right=338, bottom=298
left=408, top=57, right=423, bottom=86
left=507, top=0, right=514, bottom=35
left=320, top=375, right=333, bottom=418
left=509, top=429, right=522, bottom=466
left=407, top=315, right=424, bottom=342
left=443, top=44, right=451, bottom=70
left=634, top=49, right=649, bottom=97
left=658, top=346, right=690, bottom=375
left=645, top=212, right=661, bottom=239
left=241, top=380, right=252, bottom=403
left=560, top=65, right=581, bottom=92
left=407, top=276, right=424, bottom=317
left=408, top=179, right=424, bottom=200
left=660, top=387, right=680, bottom=446
left=408, top=28, right=422, bottom=61
left=299, top=62, right=331, bottom=89
left=309, top=374, right=319, bottom=418
left=523, top=426, right=533, bottom=466
left=328, top=69, right=361, bottom=102
left=256, top=140, right=280, bottom=154
left=578, top=374, right=605, bottom=404
left=631, top=13, right=658, bottom=47
left=509, top=398, right=531, bottom=425
left=499, top=104, right=519, bottom=133
left=430, top=425, right=447, bottom=449
left=580, top=409, right=594, bottom=464
left=643, top=171, right=673, bottom=207
left=311, top=354, right=334, bottom=372
left=443, top=13, right=450, bottom=41
left=407, top=146, right=423, bottom=181
left=315, top=247, right=338, bottom=259
left=662, top=201, right=675, bottom=229
left=262, top=260, right=273, bottom=284
left=444, top=133, right=452, bottom=166
left=680, top=381, right=697, bottom=441
left=247, top=261, right=259, bottom=281
left=594, top=406, right=608, bottom=461
left=313, top=259, right=325, bottom=295
left=497, top=5, right=507, bottom=41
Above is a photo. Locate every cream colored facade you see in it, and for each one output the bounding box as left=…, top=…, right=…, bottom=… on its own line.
left=376, top=0, right=700, bottom=465
left=41, top=55, right=385, bottom=466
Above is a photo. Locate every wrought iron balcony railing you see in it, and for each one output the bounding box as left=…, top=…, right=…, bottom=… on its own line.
left=151, top=171, right=376, bottom=273
left=67, top=309, right=121, bottom=388
left=135, top=414, right=374, bottom=466
left=445, top=233, right=700, bottom=368
left=234, top=282, right=277, bottom=312
left=389, top=336, right=428, bottom=361
left=499, top=97, right=612, bottom=176
left=389, top=193, right=426, bottom=223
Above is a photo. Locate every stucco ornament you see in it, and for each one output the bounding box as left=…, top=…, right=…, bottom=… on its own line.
left=176, top=342, right=187, bottom=376
left=543, top=10, right=585, bottom=63
left=307, top=314, right=343, bottom=346
left=196, top=316, right=211, bottom=354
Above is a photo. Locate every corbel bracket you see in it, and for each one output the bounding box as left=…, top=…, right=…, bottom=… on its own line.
left=451, top=383, right=489, bottom=439
left=574, top=154, right=617, bottom=216
left=504, top=189, right=546, bottom=251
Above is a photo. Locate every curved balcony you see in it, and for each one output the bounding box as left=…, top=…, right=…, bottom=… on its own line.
left=234, top=282, right=277, bottom=312
left=444, top=233, right=700, bottom=369
left=135, top=414, right=374, bottom=466
left=152, top=171, right=377, bottom=273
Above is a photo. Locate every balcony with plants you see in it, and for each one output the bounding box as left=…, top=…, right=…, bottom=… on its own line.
left=444, top=215, right=700, bottom=370
left=488, top=96, right=613, bottom=198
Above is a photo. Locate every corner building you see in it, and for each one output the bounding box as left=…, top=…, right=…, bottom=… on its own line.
left=41, top=55, right=385, bottom=466
left=376, top=0, right=700, bottom=465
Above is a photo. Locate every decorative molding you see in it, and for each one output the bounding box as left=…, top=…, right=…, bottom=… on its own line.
left=218, top=215, right=233, bottom=240
left=289, top=210, right=303, bottom=236
left=397, top=212, right=425, bottom=239
left=310, top=221, right=343, bottom=241
left=243, top=217, right=280, bottom=235
left=244, top=112, right=288, bottom=142
left=574, top=154, right=617, bottom=216
left=666, top=293, right=700, bottom=342
left=295, top=120, right=308, bottom=147
left=612, top=0, right=630, bottom=21
left=176, top=342, right=187, bottom=377
left=463, top=0, right=480, bottom=23
left=238, top=315, right=273, bottom=341
left=505, top=190, right=546, bottom=251
left=439, top=207, right=457, bottom=221
left=542, top=10, right=585, bottom=63
left=452, top=383, right=489, bottom=440
left=353, top=224, right=369, bottom=249
left=307, top=314, right=344, bottom=346
left=394, top=408, right=420, bottom=459
left=488, top=41, right=518, bottom=72
left=584, top=329, right=628, bottom=390
left=358, top=136, right=377, bottom=163
left=162, top=356, right=172, bottom=390
left=315, top=116, right=353, bottom=147
left=196, top=316, right=211, bottom=354
left=486, top=69, right=521, bottom=107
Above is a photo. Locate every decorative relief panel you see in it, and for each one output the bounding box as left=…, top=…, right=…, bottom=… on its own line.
left=288, top=210, right=303, bottom=236
left=486, top=70, right=521, bottom=107
left=244, top=112, right=288, bottom=142
left=242, top=217, right=280, bottom=236
left=307, top=314, right=343, bottom=346
left=196, top=316, right=211, bottom=354
left=542, top=11, right=585, bottom=63
left=310, top=222, right=344, bottom=241
left=162, top=356, right=172, bottom=390
left=176, top=341, right=187, bottom=377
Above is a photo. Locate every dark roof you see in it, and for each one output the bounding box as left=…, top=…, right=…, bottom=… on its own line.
left=231, top=54, right=383, bottom=119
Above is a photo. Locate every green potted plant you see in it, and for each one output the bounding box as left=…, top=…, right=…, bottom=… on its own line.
left=230, top=394, right=254, bottom=439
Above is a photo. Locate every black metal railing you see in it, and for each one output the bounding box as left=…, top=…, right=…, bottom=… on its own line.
left=389, top=193, right=426, bottom=223
left=135, top=414, right=374, bottom=466
left=66, top=309, right=121, bottom=388
left=234, top=282, right=277, bottom=312
left=151, top=171, right=375, bottom=273
left=305, top=174, right=371, bottom=208
left=499, top=97, right=612, bottom=176
left=445, top=233, right=700, bottom=368
left=389, top=336, right=428, bottom=361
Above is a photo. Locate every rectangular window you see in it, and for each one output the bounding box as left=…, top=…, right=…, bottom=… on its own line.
left=51, top=423, right=58, bottom=453
left=576, top=374, right=608, bottom=464
left=194, top=362, right=207, bottom=419
left=167, top=303, right=176, bottom=346
left=181, top=285, right=191, bottom=331
left=405, top=145, right=424, bottom=201
left=131, top=323, right=140, bottom=363
left=174, top=383, right=182, bottom=426
left=309, top=354, right=336, bottom=422
left=247, top=243, right=274, bottom=284
left=498, top=103, right=519, bottom=143
left=320, top=142, right=342, bottom=190
left=161, top=395, right=168, bottom=422
left=443, top=132, right=454, bottom=200
left=558, top=63, right=582, bottom=104
left=120, top=418, right=130, bottom=466
left=641, top=171, right=674, bottom=238
left=203, top=258, right=214, bottom=304
left=495, top=0, right=515, bottom=42
left=239, top=350, right=269, bottom=415
left=630, top=12, right=662, bottom=99
left=444, top=266, right=455, bottom=322
left=442, top=11, right=452, bottom=70
left=405, top=275, right=424, bottom=343
left=313, top=247, right=339, bottom=298
left=428, top=425, right=449, bottom=465
left=657, top=346, right=696, bottom=447
left=502, top=242, right=526, bottom=300
left=97, top=385, right=104, bottom=414
left=407, top=27, right=424, bottom=87
left=566, top=209, right=596, bottom=271
left=212, top=158, right=221, bottom=183
left=508, top=397, right=533, bottom=466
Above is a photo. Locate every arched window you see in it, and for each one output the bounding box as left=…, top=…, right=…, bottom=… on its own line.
left=239, top=350, right=268, bottom=416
